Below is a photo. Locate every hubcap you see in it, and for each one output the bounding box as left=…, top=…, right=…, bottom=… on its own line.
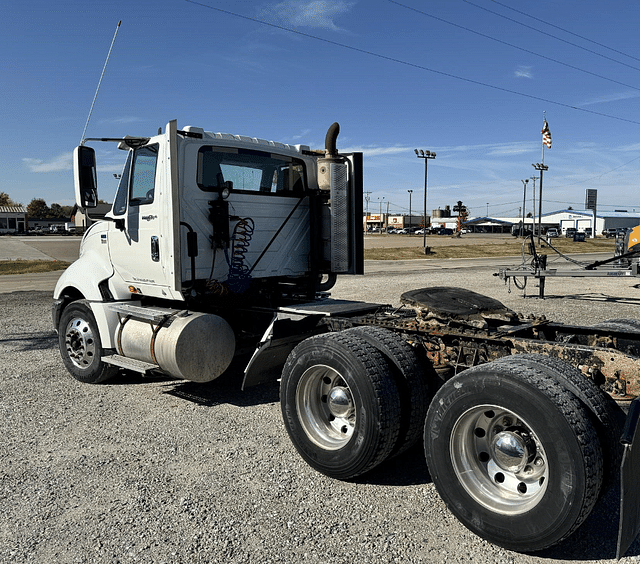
left=491, top=431, right=528, bottom=473
left=64, top=316, right=96, bottom=370
left=296, top=365, right=355, bottom=450
left=327, top=386, right=353, bottom=419
left=450, top=405, right=548, bottom=515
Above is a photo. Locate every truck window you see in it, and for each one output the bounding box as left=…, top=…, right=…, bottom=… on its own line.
left=112, top=151, right=133, bottom=216
left=197, top=147, right=305, bottom=195
left=129, top=145, right=158, bottom=206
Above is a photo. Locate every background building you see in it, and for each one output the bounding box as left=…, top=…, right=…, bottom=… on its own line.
left=71, top=203, right=113, bottom=231
left=0, top=206, right=27, bottom=233
left=464, top=209, right=640, bottom=235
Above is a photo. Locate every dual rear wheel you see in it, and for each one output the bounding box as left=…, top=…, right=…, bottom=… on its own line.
left=281, top=331, right=610, bottom=553
left=280, top=327, right=428, bottom=479
left=425, top=358, right=605, bottom=552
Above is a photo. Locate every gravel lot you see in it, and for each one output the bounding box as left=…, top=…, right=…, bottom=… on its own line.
left=3, top=258, right=640, bottom=563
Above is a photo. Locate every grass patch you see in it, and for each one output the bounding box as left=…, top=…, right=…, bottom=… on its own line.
left=0, top=260, right=71, bottom=275
left=364, top=237, right=616, bottom=260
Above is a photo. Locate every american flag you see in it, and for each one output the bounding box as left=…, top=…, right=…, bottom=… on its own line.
left=542, top=119, right=552, bottom=149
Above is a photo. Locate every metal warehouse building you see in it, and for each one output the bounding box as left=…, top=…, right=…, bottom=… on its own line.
left=465, top=209, right=640, bottom=235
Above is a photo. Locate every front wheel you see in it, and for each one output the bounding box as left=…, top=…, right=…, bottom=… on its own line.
left=424, top=361, right=603, bottom=552
left=58, top=300, right=118, bottom=384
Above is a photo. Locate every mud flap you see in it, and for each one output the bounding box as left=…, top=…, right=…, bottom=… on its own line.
left=617, top=397, right=640, bottom=559
left=242, top=314, right=324, bottom=390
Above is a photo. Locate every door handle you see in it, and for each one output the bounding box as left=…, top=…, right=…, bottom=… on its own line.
left=151, top=236, right=160, bottom=262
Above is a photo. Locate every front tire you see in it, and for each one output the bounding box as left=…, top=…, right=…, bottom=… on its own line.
left=424, top=361, right=603, bottom=552
left=280, top=332, right=402, bottom=479
left=58, top=300, right=118, bottom=384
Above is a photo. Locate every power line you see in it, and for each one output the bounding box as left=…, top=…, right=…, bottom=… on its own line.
left=488, top=0, right=640, bottom=65
left=545, top=199, right=640, bottom=210
left=184, top=0, right=640, bottom=126
left=388, top=0, right=640, bottom=91
left=546, top=155, right=640, bottom=189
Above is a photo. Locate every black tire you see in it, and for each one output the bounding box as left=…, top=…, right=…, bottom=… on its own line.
left=344, top=326, right=429, bottom=455
left=280, top=331, right=402, bottom=480
left=592, top=318, right=640, bottom=358
left=58, top=300, right=118, bottom=384
left=494, top=354, right=623, bottom=493
left=424, top=361, right=603, bottom=552
left=593, top=318, right=640, bottom=332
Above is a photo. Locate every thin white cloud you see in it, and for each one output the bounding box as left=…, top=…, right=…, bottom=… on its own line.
left=23, top=153, right=72, bottom=173
left=292, top=128, right=312, bottom=140
left=260, top=1, right=355, bottom=31
left=343, top=145, right=411, bottom=156
left=23, top=151, right=124, bottom=175
left=515, top=65, right=533, bottom=79
left=97, top=116, right=143, bottom=125
left=344, top=141, right=536, bottom=159
left=580, top=91, right=640, bottom=106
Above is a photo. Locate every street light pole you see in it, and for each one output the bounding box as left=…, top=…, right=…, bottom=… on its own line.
left=415, top=149, right=436, bottom=253
left=407, top=189, right=413, bottom=230
left=532, top=163, right=549, bottom=242
left=521, top=179, right=528, bottom=236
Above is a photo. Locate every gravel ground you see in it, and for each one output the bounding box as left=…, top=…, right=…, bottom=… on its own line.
left=3, top=262, right=640, bottom=563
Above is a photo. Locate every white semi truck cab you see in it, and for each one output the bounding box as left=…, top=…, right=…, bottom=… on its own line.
left=53, top=120, right=640, bottom=557
left=53, top=120, right=364, bottom=384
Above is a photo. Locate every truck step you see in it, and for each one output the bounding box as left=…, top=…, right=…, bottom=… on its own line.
left=107, top=303, right=180, bottom=323
left=102, top=354, right=160, bottom=374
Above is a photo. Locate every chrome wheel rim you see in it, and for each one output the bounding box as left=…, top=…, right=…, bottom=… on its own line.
left=450, top=405, right=548, bottom=515
left=64, top=316, right=96, bottom=370
left=296, top=364, right=355, bottom=450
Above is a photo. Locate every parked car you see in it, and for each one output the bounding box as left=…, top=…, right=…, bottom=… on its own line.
left=604, top=228, right=618, bottom=238
left=546, top=228, right=559, bottom=238
left=437, top=228, right=454, bottom=236
left=414, top=229, right=425, bottom=235
left=565, top=228, right=577, bottom=238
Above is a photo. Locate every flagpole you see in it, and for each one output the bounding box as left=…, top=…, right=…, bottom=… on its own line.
left=541, top=111, right=546, bottom=164
left=534, top=112, right=550, bottom=243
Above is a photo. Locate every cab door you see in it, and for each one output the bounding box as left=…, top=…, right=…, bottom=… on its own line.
left=107, top=143, right=173, bottom=297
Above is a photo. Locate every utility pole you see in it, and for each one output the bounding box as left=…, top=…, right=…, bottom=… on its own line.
left=521, top=179, right=529, bottom=237
left=453, top=200, right=467, bottom=232
left=407, top=189, right=413, bottom=230
left=364, top=191, right=371, bottom=232
left=530, top=176, right=538, bottom=235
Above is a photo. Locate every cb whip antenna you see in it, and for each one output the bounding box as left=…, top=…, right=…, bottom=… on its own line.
left=80, top=20, right=121, bottom=143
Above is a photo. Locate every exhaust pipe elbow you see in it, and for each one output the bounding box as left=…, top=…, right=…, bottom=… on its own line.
left=325, top=122, right=340, bottom=158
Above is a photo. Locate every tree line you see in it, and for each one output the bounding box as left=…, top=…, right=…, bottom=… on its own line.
left=1, top=192, right=108, bottom=219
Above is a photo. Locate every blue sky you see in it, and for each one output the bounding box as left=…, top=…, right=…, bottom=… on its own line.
left=2, top=0, right=640, bottom=219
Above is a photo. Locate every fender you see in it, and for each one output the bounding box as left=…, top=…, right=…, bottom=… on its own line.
left=54, top=223, right=114, bottom=302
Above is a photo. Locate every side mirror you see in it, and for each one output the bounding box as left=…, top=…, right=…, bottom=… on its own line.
left=73, top=146, right=98, bottom=209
